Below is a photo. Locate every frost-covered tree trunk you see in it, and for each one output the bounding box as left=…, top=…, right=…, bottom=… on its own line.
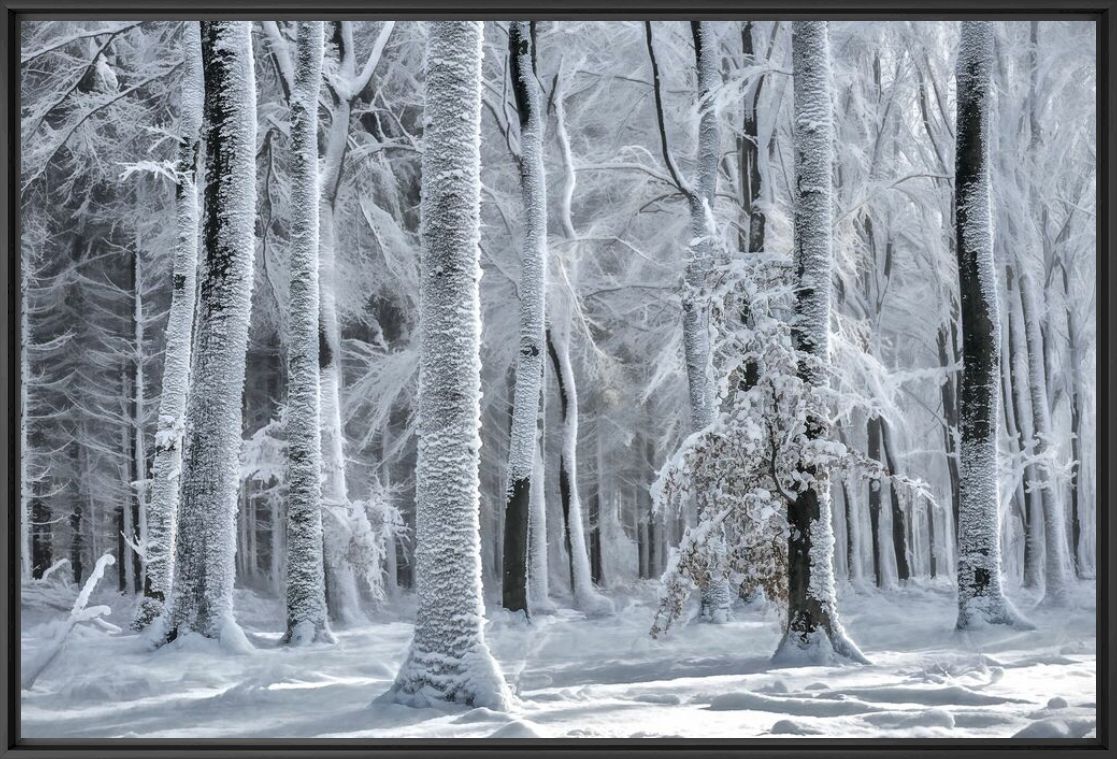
left=163, top=21, right=257, bottom=647
left=547, top=329, right=612, bottom=616
left=953, top=21, right=1027, bottom=629
left=1005, top=267, right=1043, bottom=588
left=385, top=21, right=510, bottom=710
left=316, top=24, right=361, bottom=626
left=1018, top=274, right=1071, bottom=605
left=135, top=21, right=204, bottom=632
left=935, top=320, right=962, bottom=544
left=690, top=20, right=731, bottom=624
left=880, top=420, right=911, bottom=582
left=527, top=435, right=551, bottom=608
left=867, top=415, right=884, bottom=586
left=283, top=21, right=333, bottom=646
left=774, top=21, right=866, bottom=665
left=19, top=271, right=32, bottom=581
left=681, top=21, right=718, bottom=434
left=502, top=21, right=547, bottom=615
left=739, top=22, right=767, bottom=255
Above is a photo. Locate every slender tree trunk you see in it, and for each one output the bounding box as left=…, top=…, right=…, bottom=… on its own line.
left=283, top=21, right=333, bottom=646
left=502, top=21, right=547, bottom=615
left=19, top=271, right=33, bottom=581
left=1019, top=274, right=1072, bottom=605
left=775, top=21, right=867, bottom=664
left=547, top=329, right=611, bottom=615
left=386, top=21, right=509, bottom=710
left=740, top=22, right=767, bottom=254
left=953, top=21, right=1027, bottom=629
left=867, top=416, right=884, bottom=587
left=881, top=420, right=911, bottom=582
left=936, top=322, right=962, bottom=545
left=689, top=20, right=732, bottom=624
left=164, top=21, right=258, bottom=645
left=1005, top=266, right=1042, bottom=588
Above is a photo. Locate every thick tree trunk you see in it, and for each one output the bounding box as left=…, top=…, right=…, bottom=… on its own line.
left=502, top=21, right=547, bottom=615
left=135, top=24, right=203, bottom=624
left=386, top=21, right=509, bottom=710
left=283, top=21, right=333, bottom=646
left=953, top=21, right=1027, bottom=629
left=164, top=21, right=258, bottom=645
left=775, top=21, right=866, bottom=665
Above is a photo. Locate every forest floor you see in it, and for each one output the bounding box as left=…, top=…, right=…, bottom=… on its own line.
left=21, top=577, right=1096, bottom=739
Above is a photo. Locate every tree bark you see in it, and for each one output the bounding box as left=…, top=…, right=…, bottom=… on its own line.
left=164, top=21, right=258, bottom=645
left=134, top=23, right=203, bottom=626
left=502, top=21, right=547, bottom=615
left=775, top=21, right=866, bottom=664
left=283, top=21, right=333, bottom=646
left=1018, top=274, right=1072, bottom=605
left=386, top=21, right=509, bottom=710
left=953, top=21, right=1027, bottom=629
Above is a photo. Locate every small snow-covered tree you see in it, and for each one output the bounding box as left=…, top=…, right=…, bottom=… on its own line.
left=134, top=21, right=204, bottom=632
left=163, top=21, right=257, bottom=647
left=384, top=21, right=510, bottom=710
left=952, top=21, right=1028, bottom=630
left=651, top=257, right=925, bottom=640
left=282, top=20, right=333, bottom=646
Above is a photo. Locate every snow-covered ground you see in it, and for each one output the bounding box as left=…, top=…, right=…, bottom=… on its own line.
left=21, top=579, right=1096, bottom=739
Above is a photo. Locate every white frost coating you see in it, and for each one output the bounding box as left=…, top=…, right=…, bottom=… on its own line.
left=688, top=21, right=731, bottom=623
left=384, top=21, right=511, bottom=711
left=1018, top=274, right=1070, bottom=605
left=682, top=21, right=720, bottom=434
left=283, top=21, right=333, bottom=646
left=163, top=21, right=257, bottom=645
left=502, top=21, right=548, bottom=614
left=952, top=21, right=1028, bottom=630
left=505, top=21, right=548, bottom=486
left=135, top=21, right=204, bottom=634
left=774, top=21, right=866, bottom=665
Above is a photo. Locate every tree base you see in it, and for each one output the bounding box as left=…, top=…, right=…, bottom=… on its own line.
left=773, top=625, right=869, bottom=666
left=382, top=643, right=513, bottom=711
left=282, top=619, right=336, bottom=646
left=956, top=594, right=1034, bottom=631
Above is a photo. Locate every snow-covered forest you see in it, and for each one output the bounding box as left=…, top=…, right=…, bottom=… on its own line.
left=19, top=19, right=1096, bottom=739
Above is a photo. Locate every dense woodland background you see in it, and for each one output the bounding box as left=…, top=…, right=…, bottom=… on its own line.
left=19, top=19, right=1095, bottom=623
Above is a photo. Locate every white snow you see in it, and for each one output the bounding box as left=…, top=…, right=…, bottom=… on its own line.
left=21, top=580, right=1095, bottom=738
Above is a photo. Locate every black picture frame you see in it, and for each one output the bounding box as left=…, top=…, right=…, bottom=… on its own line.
left=1, top=2, right=1111, bottom=756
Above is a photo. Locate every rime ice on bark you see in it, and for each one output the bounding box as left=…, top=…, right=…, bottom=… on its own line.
left=502, top=21, right=547, bottom=615
left=162, top=21, right=257, bottom=646
left=952, top=21, right=1029, bottom=630
left=1018, top=274, right=1071, bottom=607
left=774, top=21, right=866, bottom=665
left=135, top=22, right=204, bottom=634
left=283, top=21, right=333, bottom=646
left=384, top=21, right=511, bottom=711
